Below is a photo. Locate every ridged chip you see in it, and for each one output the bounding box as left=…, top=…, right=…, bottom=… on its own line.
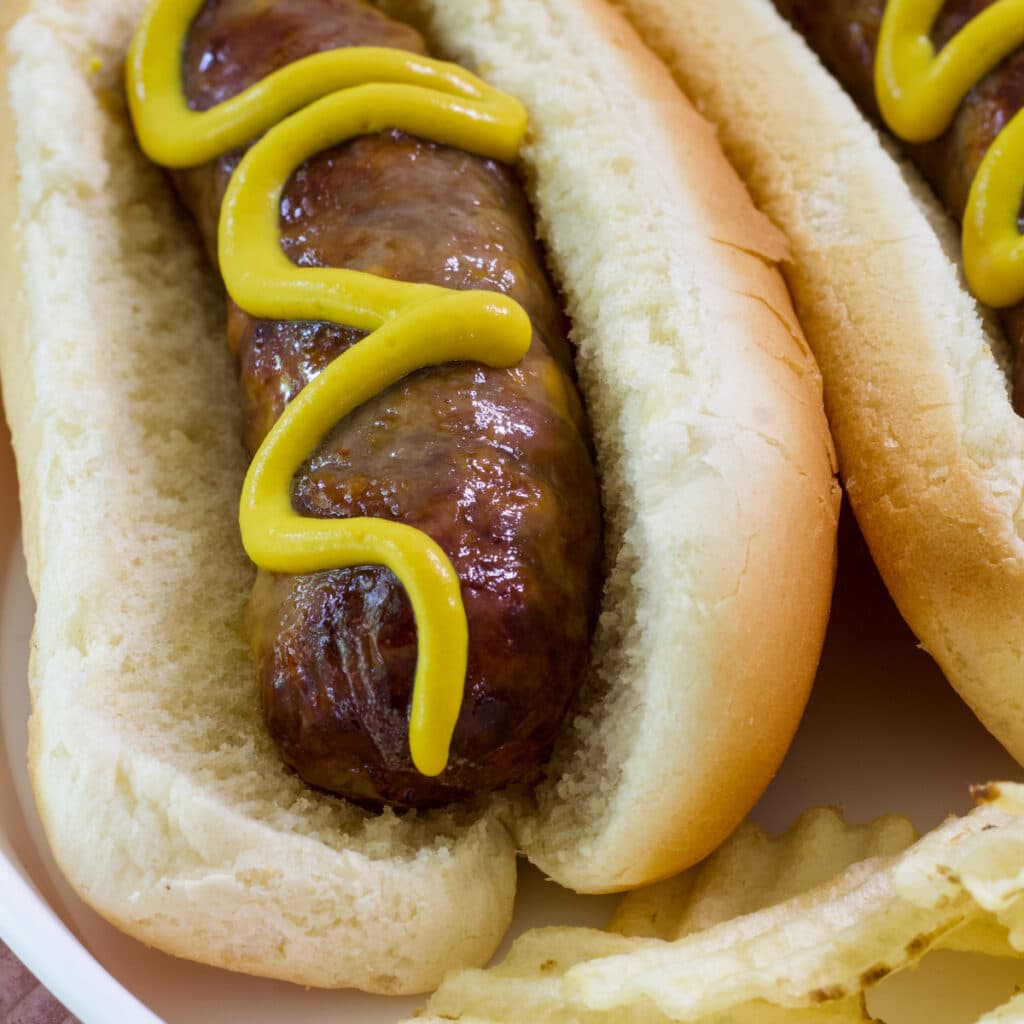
left=404, top=784, right=1024, bottom=1024
left=976, top=991, right=1024, bottom=1022
left=409, top=926, right=874, bottom=1022
left=611, top=806, right=917, bottom=940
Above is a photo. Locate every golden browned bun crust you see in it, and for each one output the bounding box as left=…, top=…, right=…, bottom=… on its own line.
left=0, top=0, right=838, bottom=989
left=610, top=0, right=1024, bottom=763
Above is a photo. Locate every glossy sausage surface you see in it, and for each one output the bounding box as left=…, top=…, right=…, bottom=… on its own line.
left=173, top=0, right=603, bottom=807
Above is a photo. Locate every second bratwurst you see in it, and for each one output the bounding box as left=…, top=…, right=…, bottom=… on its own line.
left=773, top=0, right=1024, bottom=411
left=172, top=0, right=603, bottom=808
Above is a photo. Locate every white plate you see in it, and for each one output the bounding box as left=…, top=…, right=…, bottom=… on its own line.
left=2, top=403, right=1024, bottom=1024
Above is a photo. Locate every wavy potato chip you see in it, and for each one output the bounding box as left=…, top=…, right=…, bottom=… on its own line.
left=976, top=991, right=1024, bottom=1022
left=407, top=785, right=1024, bottom=1024
left=411, top=999, right=873, bottom=1024
left=611, top=806, right=917, bottom=940
left=412, top=925, right=874, bottom=1022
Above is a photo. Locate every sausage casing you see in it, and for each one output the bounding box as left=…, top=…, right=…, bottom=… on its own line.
left=174, top=0, right=603, bottom=807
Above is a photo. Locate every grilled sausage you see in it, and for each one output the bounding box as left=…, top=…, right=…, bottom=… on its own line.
left=173, top=0, right=603, bottom=807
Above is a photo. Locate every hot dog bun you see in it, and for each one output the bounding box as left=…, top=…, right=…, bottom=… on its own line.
left=609, top=0, right=1024, bottom=766
left=0, top=0, right=839, bottom=993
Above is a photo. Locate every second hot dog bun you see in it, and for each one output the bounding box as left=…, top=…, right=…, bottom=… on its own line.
left=609, top=0, right=1024, bottom=764
left=0, top=0, right=839, bottom=993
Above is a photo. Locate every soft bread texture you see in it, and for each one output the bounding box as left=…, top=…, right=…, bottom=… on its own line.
left=1, top=0, right=838, bottom=991
left=611, top=0, right=1024, bottom=762
left=0, top=0, right=517, bottom=995
left=383, top=0, right=839, bottom=893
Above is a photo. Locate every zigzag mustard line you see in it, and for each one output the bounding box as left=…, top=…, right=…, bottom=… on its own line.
left=126, top=0, right=532, bottom=776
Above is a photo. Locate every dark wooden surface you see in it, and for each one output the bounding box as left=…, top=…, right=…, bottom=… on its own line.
left=0, top=940, right=78, bottom=1024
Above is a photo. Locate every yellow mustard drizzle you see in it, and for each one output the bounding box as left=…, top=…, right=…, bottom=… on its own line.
left=876, top=0, right=1024, bottom=308
left=126, top=0, right=532, bottom=777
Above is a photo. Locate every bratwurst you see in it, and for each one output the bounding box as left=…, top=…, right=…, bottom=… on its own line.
left=773, top=0, right=1024, bottom=410
left=171, top=0, right=603, bottom=807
